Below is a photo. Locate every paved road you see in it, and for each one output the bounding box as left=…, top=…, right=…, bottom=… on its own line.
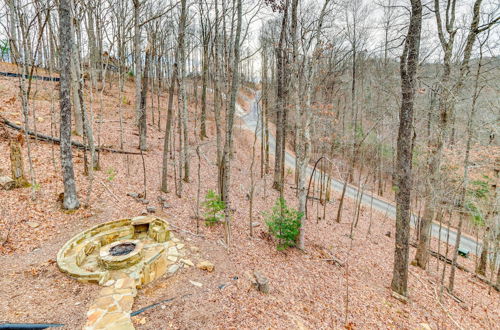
left=237, top=91, right=483, bottom=256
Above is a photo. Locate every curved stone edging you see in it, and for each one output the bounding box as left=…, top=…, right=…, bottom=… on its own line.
left=56, top=216, right=193, bottom=330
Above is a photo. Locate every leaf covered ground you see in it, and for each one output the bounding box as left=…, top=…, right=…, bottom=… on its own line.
left=0, top=70, right=498, bottom=329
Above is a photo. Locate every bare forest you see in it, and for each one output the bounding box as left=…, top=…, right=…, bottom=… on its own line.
left=0, top=0, right=499, bottom=329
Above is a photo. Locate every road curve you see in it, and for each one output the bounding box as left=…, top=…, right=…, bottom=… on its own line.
left=237, top=91, right=483, bottom=256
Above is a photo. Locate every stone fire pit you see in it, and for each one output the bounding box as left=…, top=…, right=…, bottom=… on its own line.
left=99, top=240, right=143, bottom=270
left=57, top=216, right=188, bottom=330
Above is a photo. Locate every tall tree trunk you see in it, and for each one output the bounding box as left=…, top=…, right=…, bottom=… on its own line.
left=86, top=5, right=98, bottom=85
left=290, top=0, right=299, bottom=191
left=391, top=0, right=422, bottom=298
left=71, top=15, right=96, bottom=171
left=415, top=0, right=486, bottom=268
left=200, top=34, right=209, bottom=140
left=7, top=0, right=37, bottom=196
left=59, top=0, right=79, bottom=210
left=297, top=0, right=330, bottom=250
left=177, top=8, right=189, bottom=184
left=70, top=53, right=83, bottom=136
left=415, top=0, right=456, bottom=269
left=133, top=0, right=142, bottom=123
left=261, top=46, right=270, bottom=176
left=139, top=45, right=150, bottom=151
left=448, top=45, right=484, bottom=292
left=161, top=0, right=187, bottom=193
left=212, top=0, right=223, bottom=169
left=273, top=0, right=289, bottom=192
left=220, top=0, right=243, bottom=246
left=477, top=226, right=490, bottom=276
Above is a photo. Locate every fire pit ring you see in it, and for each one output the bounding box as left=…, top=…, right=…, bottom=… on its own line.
left=99, top=239, right=143, bottom=270
left=110, top=242, right=137, bottom=256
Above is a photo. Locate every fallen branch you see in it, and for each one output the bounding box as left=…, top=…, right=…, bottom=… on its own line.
left=0, top=210, right=13, bottom=247
left=289, top=186, right=336, bottom=204
left=410, top=242, right=499, bottom=291
left=99, top=181, right=121, bottom=203
left=317, top=258, right=345, bottom=267
left=409, top=270, right=465, bottom=304
left=218, top=239, right=228, bottom=249
left=433, top=286, right=464, bottom=330
left=1, top=116, right=141, bottom=155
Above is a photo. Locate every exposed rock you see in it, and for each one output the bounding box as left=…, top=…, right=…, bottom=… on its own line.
left=254, top=271, right=269, bottom=293
left=180, top=259, right=194, bottom=267
left=157, top=196, right=167, bottom=202
left=114, top=277, right=136, bottom=289
left=385, top=231, right=391, bottom=238
left=197, top=260, right=215, bottom=272
left=104, top=280, right=115, bottom=287
left=146, top=206, right=156, bottom=213
left=26, top=221, right=40, bottom=228
left=0, top=176, right=15, bottom=190
left=189, top=246, right=200, bottom=253
left=167, top=246, right=180, bottom=256
left=189, top=280, right=203, bottom=287
left=168, top=264, right=180, bottom=274
left=241, top=271, right=257, bottom=291
left=127, top=192, right=139, bottom=198
left=251, top=222, right=260, bottom=227
left=139, top=199, right=149, bottom=205
left=141, top=209, right=148, bottom=215
left=162, top=202, right=172, bottom=209
left=177, top=243, right=185, bottom=249
left=391, top=291, right=409, bottom=304
left=239, top=271, right=269, bottom=292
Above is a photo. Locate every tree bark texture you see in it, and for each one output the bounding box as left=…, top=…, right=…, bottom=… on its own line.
left=59, top=0, right=80, bottom=210
left=391, top=0, right=422, bottom=297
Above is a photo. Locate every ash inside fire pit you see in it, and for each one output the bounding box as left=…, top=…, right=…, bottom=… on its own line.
left=109, top=242, right=136, bottom=256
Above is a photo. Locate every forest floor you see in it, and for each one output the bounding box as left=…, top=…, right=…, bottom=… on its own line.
left=0, top=68, right=498, bottom=329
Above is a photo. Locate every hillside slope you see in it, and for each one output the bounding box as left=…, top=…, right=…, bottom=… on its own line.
left=0, top=72, right=498, bottom=329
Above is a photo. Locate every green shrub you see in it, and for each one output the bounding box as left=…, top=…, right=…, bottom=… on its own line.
left=465, top=178, right=492, bottom=227
left=265, top=197, right=302, bottom=251
left=202, top=189, right=225, bottom=226
left=106, top=168, right=116, bottom=181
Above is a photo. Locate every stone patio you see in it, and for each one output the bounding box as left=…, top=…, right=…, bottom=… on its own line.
left=57, top=216, right=191, bottom=329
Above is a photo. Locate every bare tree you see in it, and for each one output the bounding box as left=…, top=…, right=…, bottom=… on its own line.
left=59, top=0, right=80, bottom=210
left=198, top=0, right=210, bottom=140
left=161, top=0, right=187, bottom=193
left=220, top=0, right=243, bottom=245
left=414, top=0, right=492, bottom=269
left=297, top=0, right=331, bottom=250
left=448, top=33, right=487, bottom=293
left=132, top=0, right=147, bottom=151
left=391, top=0, right=422, bottom=298
left=272, top=0, right=290, bottom=192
